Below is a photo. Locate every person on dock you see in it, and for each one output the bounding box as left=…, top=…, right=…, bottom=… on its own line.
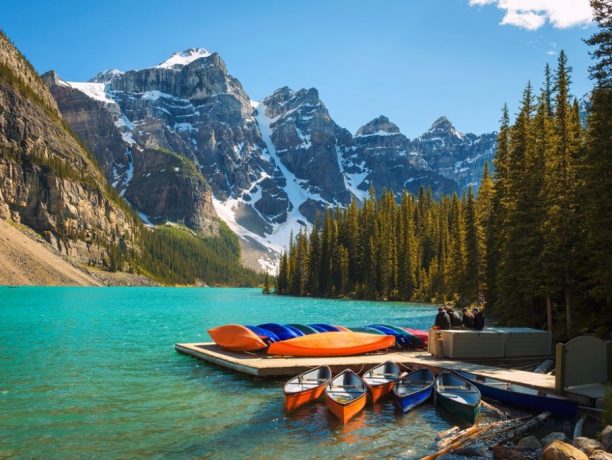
left=472, top=307, right=485, bottom=330
left=461, top=307, right=475, bottom=329
left=434, top=307, right=451, bottom=330
left=445, top=306, right=462, bottom=329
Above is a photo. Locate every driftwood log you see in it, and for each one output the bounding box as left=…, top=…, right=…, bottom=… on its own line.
left=422, top=413, right=550, bottom=460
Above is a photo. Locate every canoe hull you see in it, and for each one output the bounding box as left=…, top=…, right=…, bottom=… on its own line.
left=208, top=324, right=267, bottom=352
left=267, top=332, right=395, bottom=357
left=326, top=393, right=367, bottom=423
left=257, top=323, right=301, bottom=340
left=435, top=372, right=481, bottom=425
left=368, top=381, right=395, bottom=404
left=285, top=385, right=327, bottom=412
left=395, top=385, right=433, bottom=414
left=457, top=372, right=578, bottom=418
left=436, top=392, right=481, bottom=424
left=402, top=328, right=428, bottom=347
left=367, top=324, right=416, bottom=348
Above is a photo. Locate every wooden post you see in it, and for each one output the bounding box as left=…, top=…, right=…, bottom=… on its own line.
left=607, top=341, right=612, bottom=384
left=555, top=342, right=565, bottom=394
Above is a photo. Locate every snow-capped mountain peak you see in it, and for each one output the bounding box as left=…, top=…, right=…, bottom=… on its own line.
left=355, top=115, right=401, bottom=137
left=89, top=69, right=124, bottom=83
left=156, top=48, right=212, bottom=69
left=427, top=116, right=463, bottom=139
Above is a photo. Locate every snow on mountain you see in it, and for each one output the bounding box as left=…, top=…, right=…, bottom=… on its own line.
left=64, top=81, right=117, bottom=105
left=156, top=48, right=212, bottom=69
left=46, top=47, right=497, bottom=273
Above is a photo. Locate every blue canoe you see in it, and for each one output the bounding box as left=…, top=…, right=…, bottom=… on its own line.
left=287, top=324, right=319, bottom=335
left=245, top=325, right=280, bottom=344
left=308, top=324, right=340, bottom=333
left=393, top=368, right=435, bottom=413
left=367, top=324, right=416, bottom=348
left=257, top=323, right=303, bottom=341
left=284, top=324, right=307, bottom=337
left=454, top=370, right=578, bottom=419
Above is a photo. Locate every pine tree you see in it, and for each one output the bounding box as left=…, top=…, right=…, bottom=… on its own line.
left=276, top=252, right=289, bottom=294
left=477, top=162, right=494, bottom=297
left=308, top=224, right=321, bottom=296
left=262, top=272, right=271, bottom=294
left=464, top=186, right=480, bottom=302
left=487, top=105, right=510, bottom=310
left=532, top=78, right=556, bottom=331
left=541, top=51, right=582, bottom=336
left=582, top=0, right=612, bottom=309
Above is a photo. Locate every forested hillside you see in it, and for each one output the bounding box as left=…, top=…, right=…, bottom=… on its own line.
left=276, top=3, right=612, bottom=338
left=0, top=30, right=263, bottom=287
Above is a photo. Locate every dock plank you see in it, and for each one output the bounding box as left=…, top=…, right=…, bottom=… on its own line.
left=175, top=342, right=556, bottom=392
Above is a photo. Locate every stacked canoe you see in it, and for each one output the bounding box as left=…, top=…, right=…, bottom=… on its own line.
left=207, top=322, right=427, bottom=356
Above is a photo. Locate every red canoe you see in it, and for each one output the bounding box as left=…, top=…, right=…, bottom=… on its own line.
left=402, top=328, right=428, bottom=347
left=208, top=324, right=267, bottom=352
left=267, top=331, right=395, bottom=357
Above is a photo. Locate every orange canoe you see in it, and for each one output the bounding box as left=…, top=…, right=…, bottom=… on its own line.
left=267, top=331, right=395, bottom=357
left=362, top=361, right=401, bottom=403
left=208, top=324, right=267, bottom=352
left=284, top=365, right=332, bottom=412
left=326, top=369, right=367, bottom=423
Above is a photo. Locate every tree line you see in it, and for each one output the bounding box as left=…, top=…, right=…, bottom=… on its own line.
left=276, top=2, right=611, bottom=338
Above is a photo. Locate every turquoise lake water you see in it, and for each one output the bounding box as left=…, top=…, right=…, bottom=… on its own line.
left=0, top=287, right=496, bottom=459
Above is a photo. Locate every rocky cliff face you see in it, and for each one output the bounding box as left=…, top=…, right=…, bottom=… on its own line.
left=124, top=148, right=218, bottom=234
left=412, top=117, right=496, bottom=190
left=0, top=32, right=137, bottom=266
left=342, top=115, right=458, bottom=199
left=44, top=47, right=497, bottom=271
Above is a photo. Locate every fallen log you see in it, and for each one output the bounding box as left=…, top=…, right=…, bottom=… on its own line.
left=436, top=425, right=460, bottom=439
left=481, top=400, right=508, bottom=419
left=437, top=416, right=528, bottom=448
left=490, top=411, right=551, bottom=446
left=422, top=425, right=485, bottom=460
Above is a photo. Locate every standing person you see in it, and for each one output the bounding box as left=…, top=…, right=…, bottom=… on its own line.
left=462, top=307, right=475, bottom=329
left=434, top=307, right=451, bottom=330
left=446, top=306, right=462, bottom=329
left=472, top=307, right=485, bottom=331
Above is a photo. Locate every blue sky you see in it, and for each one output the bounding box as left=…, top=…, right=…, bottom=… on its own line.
left=2, top=0, right=596, bottom=137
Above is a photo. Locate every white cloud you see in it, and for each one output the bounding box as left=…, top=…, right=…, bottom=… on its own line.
left=469, top=0, right=593, bottom=30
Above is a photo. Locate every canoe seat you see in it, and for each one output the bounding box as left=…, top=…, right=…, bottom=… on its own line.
left=286, top=382, right=321, bottom=391
left=439, top=392, right=471, bottom=404
left=365, top=378, right=394, bottom=385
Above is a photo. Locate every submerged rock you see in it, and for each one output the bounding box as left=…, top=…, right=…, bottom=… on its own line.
left=492, top=445, right=524, bottom=460
left=517, top=435, right=543, bottom=450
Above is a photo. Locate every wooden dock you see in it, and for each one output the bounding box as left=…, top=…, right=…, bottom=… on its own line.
left=175, top=342, right=556, bottom=392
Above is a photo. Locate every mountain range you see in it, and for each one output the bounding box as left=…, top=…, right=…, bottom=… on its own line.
left=40, top=47, right=497, bottom=272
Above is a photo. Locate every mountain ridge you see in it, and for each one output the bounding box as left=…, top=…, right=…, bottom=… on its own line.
left=44, top=47, right=498, bottom=272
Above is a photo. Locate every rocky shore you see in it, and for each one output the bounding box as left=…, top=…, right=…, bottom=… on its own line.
left=442, top=424, right=612, bottom=460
